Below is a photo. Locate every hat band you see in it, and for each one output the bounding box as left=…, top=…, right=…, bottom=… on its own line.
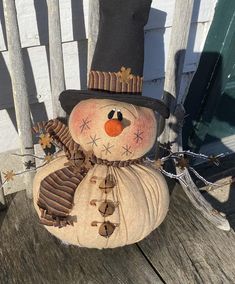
left=88, top=68, right=143, bottom=93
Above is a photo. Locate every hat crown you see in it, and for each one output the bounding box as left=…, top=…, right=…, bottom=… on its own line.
left=100, top=0, right=152, bottom=26
left=59, top=0, right=170, bottom=119
left=90, top=0, right=152, bottom=78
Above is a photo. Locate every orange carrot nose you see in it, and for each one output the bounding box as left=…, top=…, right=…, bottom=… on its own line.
left=104, top=119, right=124, bottom=137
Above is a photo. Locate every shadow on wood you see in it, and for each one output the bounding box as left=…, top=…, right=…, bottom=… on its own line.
left=138, top=184, right=235, bottom=283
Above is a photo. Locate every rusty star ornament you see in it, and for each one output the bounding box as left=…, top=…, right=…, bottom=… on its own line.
left=117, top=66, right=134, bottom=84
left=3, top=170, right=16, bottom=182
left=39, top=133, right=53, bottom=149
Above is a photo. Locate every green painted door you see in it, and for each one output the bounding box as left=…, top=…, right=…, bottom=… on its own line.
left=183, top=1, right=235, bottom=154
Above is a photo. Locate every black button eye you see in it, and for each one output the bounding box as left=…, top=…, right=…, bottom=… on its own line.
left=117, top=110, right=123, bottom=121
left=108, top=109, right=115, bottom=119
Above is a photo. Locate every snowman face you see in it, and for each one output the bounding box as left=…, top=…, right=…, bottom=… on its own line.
left=69, top=99, right=157, bottom=161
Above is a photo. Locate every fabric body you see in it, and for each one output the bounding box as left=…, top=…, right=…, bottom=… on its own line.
left=33, top=154, right=169, bottom=249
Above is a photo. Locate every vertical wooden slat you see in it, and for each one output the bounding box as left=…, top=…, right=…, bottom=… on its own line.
left=160, top=0, right=194, bottom=145
left=47, top=0, right=66, bottom=118
left=164, top=0, right=194, bottom=102
left=88, top=0, right=99, bottom=74
left=159, top=0, right=230, bottom=231
left=3, top=0, right=34, bottom=199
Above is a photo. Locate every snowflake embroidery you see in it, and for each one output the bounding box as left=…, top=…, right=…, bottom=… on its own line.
left=87, top=134, right=101, bottom=147
left=134, top=129, right=144, bottom=144
left=122, top=145, right=132, bottom=156
left=102, top=143, right=114, bottom=155
left=80, top=117, right=91, bottom=133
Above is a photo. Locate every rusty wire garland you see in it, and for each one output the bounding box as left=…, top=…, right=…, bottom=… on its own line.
left=146, top=146, right=226, bottom=189
left=0, top=130, right=63, bottom=190
left=0, top=127, right=227, bottom=194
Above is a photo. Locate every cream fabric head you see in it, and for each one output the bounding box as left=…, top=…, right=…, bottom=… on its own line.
left=69, top=99, right=157, bottom=161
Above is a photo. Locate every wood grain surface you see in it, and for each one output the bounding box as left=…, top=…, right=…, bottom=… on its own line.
left=0, top=183, right=235, bottom=284
left=0, top=192, right=163, bottom=284
left=139, top=185, right=235, bottom=284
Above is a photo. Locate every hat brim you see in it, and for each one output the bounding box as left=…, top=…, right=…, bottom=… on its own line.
left=59, top=90, right=170, bottom=118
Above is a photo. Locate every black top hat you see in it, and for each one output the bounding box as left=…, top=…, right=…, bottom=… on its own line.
left=60, top=0, right=169, bottom=118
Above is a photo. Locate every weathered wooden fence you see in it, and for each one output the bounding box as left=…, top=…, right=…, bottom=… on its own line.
left=0, top=0, right=230, bottom=230
left=0, top=0, right=99, bottom=204
left=0, top=0, right=67, bottom=201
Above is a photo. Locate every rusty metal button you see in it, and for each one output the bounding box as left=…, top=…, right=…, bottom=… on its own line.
left=99, top=221, right=116, bottom=238
left=99, top=174, right=116, bottom=194
left=98, top=201, right=115, bottom=217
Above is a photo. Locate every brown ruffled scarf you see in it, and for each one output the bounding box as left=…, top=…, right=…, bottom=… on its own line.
left=89, top=154, right=145, bottom=167
left=35, top=118, right=146, bottom=228
left=38, top=153, right=146, bottom=228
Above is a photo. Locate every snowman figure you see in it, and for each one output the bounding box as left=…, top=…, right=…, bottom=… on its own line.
left=33, top=0, right=170, bottom=249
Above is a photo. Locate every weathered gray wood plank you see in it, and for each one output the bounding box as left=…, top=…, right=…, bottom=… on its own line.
left=202, top=181, right=235, bottom=216
left=0, top=191, right=163, bottom=284
left=47, top=0, right=66, bottom=118
left=87, top=0, right=99, bottom=73
left=161, top=0, right=194, bottom=141
left=138, top=184, right=235, bottom=284
left=3, top=0, right=34, bottom=198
